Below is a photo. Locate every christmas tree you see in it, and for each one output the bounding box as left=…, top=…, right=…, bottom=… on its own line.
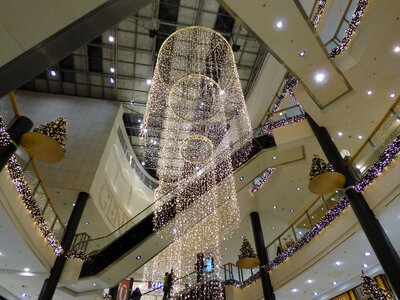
left=309, top=154, right=334, bottom=180
left=0, top=115, right=10, bottom=146
left=238, top=237, right=257, bottom=259
left=33, top=117, right=67, bottom=149
left=361, top=273, right=395, bottom=300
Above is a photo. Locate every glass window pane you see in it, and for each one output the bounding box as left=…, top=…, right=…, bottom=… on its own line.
left=34, top=185, right=47, bottom=212
left=43, top=205, right=56, bottom=229
left=52, top=219, right=64, bottom=240
left=280, top=227, right=296, bottom=250
left=294, top=214, right=312, bottom=240
left=267, top=239, right=282, bottom=261
left=307, top=198, right=326, bottom=226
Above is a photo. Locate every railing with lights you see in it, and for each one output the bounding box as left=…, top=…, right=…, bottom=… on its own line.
left=0, top=93, right=67, bottom=241
left=264, top=95, right=400, bottom=265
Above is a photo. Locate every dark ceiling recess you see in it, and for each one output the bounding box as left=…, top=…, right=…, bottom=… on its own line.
left=155, top=0, right=180, bottom=52
left=87, top=36, right=103, bottom=73
left=214, top=7, right=235, bottom=41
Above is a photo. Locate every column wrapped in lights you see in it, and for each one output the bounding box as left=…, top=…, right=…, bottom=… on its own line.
left=141, top=26, right=252, bottom=298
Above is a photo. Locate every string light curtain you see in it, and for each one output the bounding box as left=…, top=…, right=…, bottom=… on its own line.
left=141, top=26, right=252, bottom=297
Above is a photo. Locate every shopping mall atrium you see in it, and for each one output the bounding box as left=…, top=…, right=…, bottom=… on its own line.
left=1, top=0, right=400, bottom=299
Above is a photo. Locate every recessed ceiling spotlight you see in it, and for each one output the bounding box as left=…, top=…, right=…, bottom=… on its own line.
left=50, top=70, right=56, bottom=76
left=279, top=112, right=283, bottom=116
left=239, top=176, right=244, bottom=181
left=291, top=288, right=299, bottom=293
left=314, top=292, right=318, bottom=296
left=333, top=281, right=337, bottom=285
left=136, top=255, right=142, bottom=260
left=24, top=267, right=30, bottom=272
left=141, top=161, right=146, bottom=166
left=146, top=79, right=152, bottom=85
left=299, top=50, right=306, bottom=57
left=298, top=231, right=302, bottom=235
left=364, top=251, right=371, bottom=256
left=367, top=90, right=372, bottom=95
left=72, top=203, right=75, bottom=206
left=271, top=226, right=276, bottom=230
left=394, top=46, right=400, bottom=53
left=338, top=131, right=343, bottom=136
left=21, top=293, right=27, bottom=297
left=0, top=252, right=2, bottom=256
left=307, top=279, right=314, bottom=284
left=314, top=72, right=326, bottom=83
left=290, top=209, right=295, bottom=213
left=296, top=187, right=301, bottom=191
left=363, top=263, right=368, bottom=268
left=93, top=283, right=97, bottom=286
left=273, top=205, right=277, bottom=209
left=108, top=36, right=114, bottom=43
left=272, top=156, right=277, bottom=160
left=357, top=135, right=363, bottom=140
left=275, top=20, right=284, bottom=29
left=335, top=261, right=342, bottom=266
left=110, top=67, right=115, bottom=73
left=110, top=78, right=115, bottom=84
left=85, top=221, right=89, bottom=225
left=390, top=93, right=396, bottom=98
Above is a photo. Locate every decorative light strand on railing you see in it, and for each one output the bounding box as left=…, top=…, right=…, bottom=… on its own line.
left=66, top=249, right=90, bottom=261
left=6, top=155, right=63, bottom=255
left=251, top=167, right=276, bottom=193
left=329, top=0, right=369, bottom=57
left=311, top=0, right=328, bottom=28
left=0, top=115, right=10, bottom=146
left=262, top=114, right=306, bottom=135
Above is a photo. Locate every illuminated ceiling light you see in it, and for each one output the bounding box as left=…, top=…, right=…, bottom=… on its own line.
left=314, top=292, right=318, bottom=296
left=240, top=176, right=244, bottom=181
left=141, top=161, right=145, bottom=166
left=356, top=164, right=362, bottom=169
left=21, top=293, right=26, bottom=297
left=272, top=156, right=277, bottom=160
left=271, top=226, right=276, bottom=230
left=108, top=36, right=114, bottom=43
left=23, top=267, right=30, bottom=272
left=357, top=135, right=363, bottom=140
left=291, top=288, right=299, bottom=293
left=364, top=252, right=371, bottom=256
left=85, top=221, right=89, bottom=225
left=0, top=252, right=2, bottom=256
left=307, top=279, right=314, bottom=284
left=290, top=209, right=295, bottom=213
left=110, top=67, right=115, bottom=73
left=390, top=93, right=396, bottom=98
left=72, top=203, right=75, bottom=206
left=299, top=50, right=306, bottom=57
left=333, top=281, right=337, bottom=285
left=298, top=231, right=302, bottom=234
left=363, top=263, right=368, bottom=268
left=338, top=131, right=343, bottom=136
left=273, top=205, right=277, bottom=209
left=110, top=78, right=114, bottom=84
left=367, top=90, right=372, bottom=95
left=93, top=283, right=97, bottom=286
left=314, top=72, right=326, bottom=83
left=276, top=20, right=284, bottom=29
left=219, top=90, right=225, bottom=95
left=146, top=79, right=152, bottom=85
left=136, top=255, right=142, bottom=260
left=335, top=261, right=342, bottom=266
left=50, top=70, right=56, bottom=76
left=394, top=46, right=400, bottom=53
left=296, top=187, right=301, bottom=191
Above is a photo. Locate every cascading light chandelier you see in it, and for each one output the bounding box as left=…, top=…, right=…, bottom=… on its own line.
left=141, top=26, right=252, bottom=298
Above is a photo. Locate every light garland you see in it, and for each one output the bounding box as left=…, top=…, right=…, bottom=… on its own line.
left=311, top=0, right=328, bottom=28
left=329, top=0, right=369, bottom=58
left=262, top=114, right=305, bottom=136
left=251, top=167, right=276, bottom=193
left=141, top=26, right=252, bottom=299
left=0, top=115, right=11, bottom=146
left=6, top=155, right=63, bottom=255
left=66, top=249, right=90, bottom=261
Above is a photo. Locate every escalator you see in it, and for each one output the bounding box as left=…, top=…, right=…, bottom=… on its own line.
left=78, top=133, right=276, bottom=277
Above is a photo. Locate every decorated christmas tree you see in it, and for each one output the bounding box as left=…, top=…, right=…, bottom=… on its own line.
left=309, top=154, right=334, bottom=180
left=33, top=117, right=67, bottom=149
left=0, top=115, right=10, bottom=146
left=238, top=237, right=257, bottom=259
left=361, top=273, right=395, bottom=300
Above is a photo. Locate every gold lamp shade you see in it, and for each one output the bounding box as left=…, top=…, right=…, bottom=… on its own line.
left=308, top=171, right=346, bottom=195
left=20, top=132, right=64, bottom=163
left=236, top=257, right=260, bottom=269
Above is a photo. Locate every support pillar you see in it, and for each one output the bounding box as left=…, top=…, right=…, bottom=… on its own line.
left=38, top=192, right=89, bottom=300
left=305, top=113, right=400, bottom=297
left=0, top=116, right=33, bottom=171
left=250, top=212, right=276, bottom=300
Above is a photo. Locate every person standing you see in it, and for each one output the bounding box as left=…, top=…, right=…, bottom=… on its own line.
left=163, top=272, right=170, bottom=300
left=195, top=253, right=205, bottom=283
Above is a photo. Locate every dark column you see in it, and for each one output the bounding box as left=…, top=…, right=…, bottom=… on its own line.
left=250, top=212, right=276, bottom=300
left=38, top=192, right=89, bottom=300
left=305, top=113, right=400, bottom=298
left=0, top=116, right=33, bottom=171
